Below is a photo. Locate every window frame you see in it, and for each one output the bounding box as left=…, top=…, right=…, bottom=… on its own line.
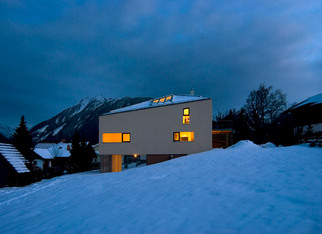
left=183, top=108, right=190, bottom=116
left=173, top=132, right=195, bottom=142
left=122, top=133, right=131, bottom=143
left=102, top=132, right=131, bottom=143
left=183, top=108, right=190, bottom=124
left=173, top=132, right=180, bottom=142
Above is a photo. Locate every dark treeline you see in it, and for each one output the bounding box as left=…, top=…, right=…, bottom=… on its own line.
left=214, top=84, right=297, bottom=146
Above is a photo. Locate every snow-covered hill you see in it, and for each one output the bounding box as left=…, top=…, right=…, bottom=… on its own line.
left=1, top=141, right=321, bottom=233
left=30, top=96, right=152, bottom=144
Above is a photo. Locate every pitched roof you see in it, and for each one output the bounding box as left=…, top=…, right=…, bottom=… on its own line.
left=104, top=94, right=209, bottom=115
left=34, top=148, right=54, bottom=160
left=0, top=143, right=30, bottom=173
left=289, top=93, right=322, bottom=110
left=34, top=143, right=56, bottom=149
left=34, top=142, right=71, bottom=158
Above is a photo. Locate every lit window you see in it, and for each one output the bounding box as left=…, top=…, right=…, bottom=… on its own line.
left=122, top=133, right=131, bottom=142
left=173, top=132, right=194, bottom=142
left=183, top=108, right=190, bottom=116
left=166, top=96, right=172, bottom=101
left=183, top=116, right=190, bottom=124
left=183, top=108, right=190, bottom=124
left=151, top=95, right=173, bottom=105
left=103, top=133, right=131, bottom=143
left=173, top=132, right=180, bottom=141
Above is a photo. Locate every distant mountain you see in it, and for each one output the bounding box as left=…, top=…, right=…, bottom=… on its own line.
left=30, top=96, right=153, bottom=144
left=0, top=124, right=14, bottom=143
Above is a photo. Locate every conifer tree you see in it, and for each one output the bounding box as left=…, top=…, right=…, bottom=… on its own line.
left=70, top=131, right=94, bottom=172
left=13, top=116, right=34, bottom=162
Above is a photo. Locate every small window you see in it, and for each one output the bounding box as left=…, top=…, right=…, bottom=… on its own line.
left=122, top=133, right=131, bottom=142
left=173, top=132, right=180, bottom=141
left=183, top=108, right=190, bottom=124
left=183, top=116, right=190, bottom=124
left=183, top=108, right=190, bottom=116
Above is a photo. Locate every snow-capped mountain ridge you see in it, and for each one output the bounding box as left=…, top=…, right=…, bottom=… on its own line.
left=30, top=96, right=152, bottom=144
left=0, top=124, right=14, bottom=142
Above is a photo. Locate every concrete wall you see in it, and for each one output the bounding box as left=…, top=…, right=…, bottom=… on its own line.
left=99, top=99, right=212, bottom=156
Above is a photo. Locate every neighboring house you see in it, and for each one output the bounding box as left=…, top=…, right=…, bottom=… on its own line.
left=34, top=141, right=72, bottom=172
left=212, top=120, right=234, bottom=148
left=92, top=143, right=100, bottom=163
left=99, top=94, right=212, bottom=173
left=287, top=93, right=322, bottom=143
left=33, top=148, right=54, bottom=170
left=0, top=143, right=31, bottom=187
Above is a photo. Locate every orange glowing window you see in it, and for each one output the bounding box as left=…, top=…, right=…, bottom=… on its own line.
left=183, top=108, right=190, bottom=124
left=173, top=132, right=180, bottom=141
left=159, top=98, right=165, bottom=103
left=103, top=133, right=122, bottom=143
left=153, top=100, right=159, bottom=104
left=173, top=132, right=194, bottom=142
left=166, top=96, right=172, bottom=101
left=183, top=116, right=190, bottom=124
left=122, top=133, right=131, bottom=142
left=103, top=133, right=131, bottom=143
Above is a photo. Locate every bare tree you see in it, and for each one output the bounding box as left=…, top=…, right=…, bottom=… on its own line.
left=244, top=84, right=287, bottom=143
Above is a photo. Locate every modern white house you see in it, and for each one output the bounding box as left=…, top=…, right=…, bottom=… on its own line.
left=99, top=94, right=213, bottom=172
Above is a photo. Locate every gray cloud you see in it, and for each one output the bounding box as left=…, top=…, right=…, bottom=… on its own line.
left=1, top=0, right=321, bottom=127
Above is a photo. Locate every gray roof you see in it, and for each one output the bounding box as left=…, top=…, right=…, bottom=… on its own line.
left=0, top=143, right=30, bottom=173
left=34, top=148, right=54, bottom=160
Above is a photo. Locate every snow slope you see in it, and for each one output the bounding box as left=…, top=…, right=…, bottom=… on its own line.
left=0, top=141, right=321, bottom=233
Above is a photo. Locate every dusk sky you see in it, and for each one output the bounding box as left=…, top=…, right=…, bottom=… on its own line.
left=1, top=0, right=321, bottom=128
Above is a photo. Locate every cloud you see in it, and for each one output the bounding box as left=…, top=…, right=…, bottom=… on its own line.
left=0, top=0, right=321, bottom=126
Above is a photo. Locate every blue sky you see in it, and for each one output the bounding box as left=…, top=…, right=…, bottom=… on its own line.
left=1, top=0, right=321, bottom=127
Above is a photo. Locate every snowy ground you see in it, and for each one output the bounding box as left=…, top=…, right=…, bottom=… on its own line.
left=1, top=141, right=322, bottom=233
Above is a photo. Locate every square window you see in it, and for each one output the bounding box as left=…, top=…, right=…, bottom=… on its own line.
left=183, top=108, right=190, bottom=116
left=122, top=133, right=131, bottom=142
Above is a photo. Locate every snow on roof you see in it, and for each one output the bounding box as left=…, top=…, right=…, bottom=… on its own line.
left=35, top=143, right=56, bottom=149
left=0, top=143, right=30, bottom=173
left=35, top=142, right=71, bottom=158
left=105, top=94, right=209, bottom=115
left=290, top=93, right=322, bottom=110
left=54, top=142, right=71, bottom=157
left=34, top=148, right=54, bottom=160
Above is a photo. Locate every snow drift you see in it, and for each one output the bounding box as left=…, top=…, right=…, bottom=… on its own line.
left=0, top=141, right=321, bottom=233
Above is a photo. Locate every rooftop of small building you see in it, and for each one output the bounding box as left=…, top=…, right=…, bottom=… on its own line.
left=0, top=143, right=30, bottom=174
left=103, top=94, right=210, bottom=116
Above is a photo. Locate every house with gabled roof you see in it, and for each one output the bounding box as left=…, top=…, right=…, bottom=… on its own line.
left=99, top=94, right=213, bottom=172
left=287, top=93, right=322, bottom=144
left=0, top=143, right=31, bottom=187
left=33, top=148, right=54, bottom=170
left=34, top=141, right=72, bottom=172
